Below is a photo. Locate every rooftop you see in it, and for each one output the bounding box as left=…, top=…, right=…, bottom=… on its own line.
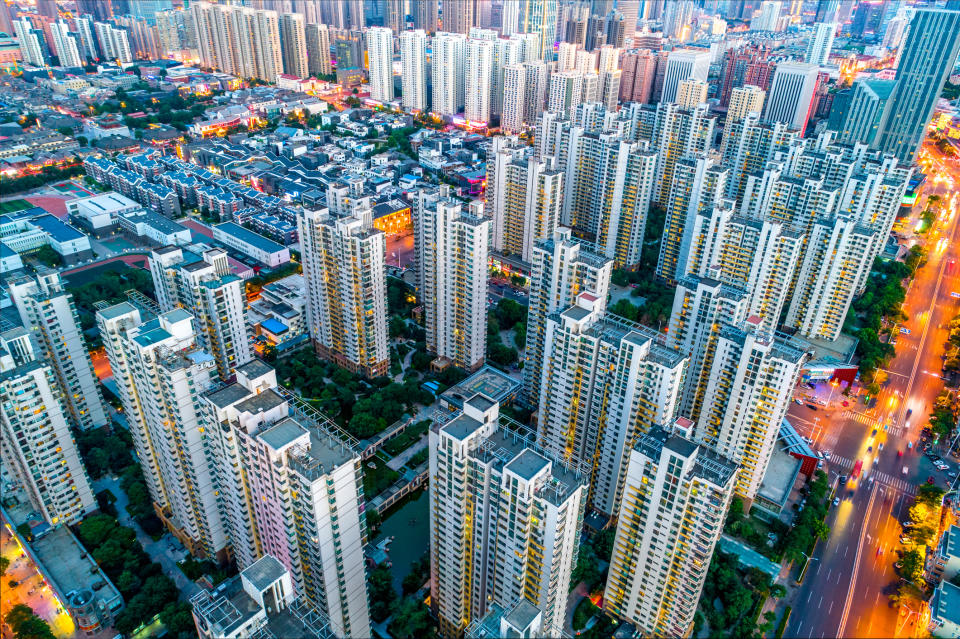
left=932, top=581, right=960, bottom=625
left=214, top=222, right=286, bottom=253
left=206, top=382, right=252, bottom=410
left=243, top=555, right=286, bottom=592
left=27, top=214, right=85, bottom=242
left=235, top=387, right=286, bottom=416
left=236, top=359, right=274, bottom=379
left=259, top=417, right=309, bottom=451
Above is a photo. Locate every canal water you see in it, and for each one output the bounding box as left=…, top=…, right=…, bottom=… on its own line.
left=371, top=487, right=431, bottom=594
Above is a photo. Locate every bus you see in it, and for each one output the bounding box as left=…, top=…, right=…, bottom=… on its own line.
left=851, top=459, right=864, bottom=480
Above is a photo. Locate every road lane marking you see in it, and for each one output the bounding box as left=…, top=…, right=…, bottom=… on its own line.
left=818, top=596, right=823, bottom=609
left=808, top=591, right=812, bottom=603
left=838, top=481, right=879, bottom=637
left=829, top=601, right=834, bottom=615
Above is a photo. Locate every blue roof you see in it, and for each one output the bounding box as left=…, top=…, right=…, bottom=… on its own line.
left=29, top=214, right=85, bottom=242
left=260, top=318, right=289, bottom=334
left=214, top=222, right=286, bottom=253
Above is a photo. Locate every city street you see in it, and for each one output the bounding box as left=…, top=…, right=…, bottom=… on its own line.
left=787, top=141, right=960, bottom=638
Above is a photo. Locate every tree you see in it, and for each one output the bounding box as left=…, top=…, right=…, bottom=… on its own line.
left=0, top=556, right=8, bottom=576
left=368, top=564, right=396, bottom=622
left=900, top=548, right=924, bottom=582
left=5, top=604, right=56, bottom=639
left=389, top=596, right=438, bottom=639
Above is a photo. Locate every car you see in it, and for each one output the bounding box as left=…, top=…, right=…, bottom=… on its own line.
left=872, top=428, right=878, bottom=437
left=839, top=475, right=847, bottom=484
left=817, top=451, right=825, bottom=459
left=833, top=497, right=840, bottom=507
left=907, top=409, right=913, bottom=419
left=767, top=532, right=777, bottom=540
left=879, top=443, right=884, bottom=451
left=817, top=460, right=824, bottom=469
left=908, top=441, right=914, bottom=450
left=868, top=445, right=873, bottom=452
left=895, top=561, right=903, bottom=569
left=903, top=520, right=914, bottom=528
left=807, top=404, right=818, bottom=410
left=900, top=535, right=912, bottom=545
left=803, top=436, right=814, bottom=444
left=824, top=451, right=832, bottom=460
left=949, top=471, right=957, bottom=478
left=874, top=457, right=880, bottom=466
left=795, top=399, right=804, bottom=405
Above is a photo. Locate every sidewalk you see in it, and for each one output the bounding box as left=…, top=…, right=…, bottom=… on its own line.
left=93, top=477, right=200, bottom=600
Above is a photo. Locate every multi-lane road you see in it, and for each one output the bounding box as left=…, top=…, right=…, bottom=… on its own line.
left=787, top=142, right=960, bottom=639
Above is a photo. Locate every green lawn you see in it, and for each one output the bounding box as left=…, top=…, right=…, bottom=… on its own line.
left=382, top=420, right=431, bottom=456
left=363, top=456, right=400, bottom=498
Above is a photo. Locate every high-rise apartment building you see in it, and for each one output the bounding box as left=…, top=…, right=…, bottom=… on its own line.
left=431, top=31, right=466, bottom=116
left=501, top=63, right=527, bottom=132
left=763, top=61, right=819, bottom=134
left=14, top=18, right=49, bottom=66
left=657, top=155, right=728, bottom=283
left=0, top=329, right=96, bottom=527
left=49, top=21, right=84, bottom=67
left=603, top=423, right=737, bottom=638
left=680, top=209, right=802, bottom=332
left=692, top=321, right=807, bottom=502
left=414, top=187, right=490, bottom=371
left=720, top=114, right=796, bottom=201
left=190, top=2, right=283, bottom=82
left=366, top=26, right=394, bottom=102
left=620, top=48, right=656, bottom=103
left=805, top=21, right=836, bottom=66
left=548, top=71, right=584, bottom=118
left=785, top=216, right=876, bottom=341
left=487, top=138, right=562, bottom=263
left=305, top=23, right=333, bottom=76
left=442, top=0, right=477, bottom=34
left=660, top=48, right=710, bottom=104
left=204, top=361, right=372, bottom=639
left=94, top=21, right=133, bottom=63
left=429, top=396, right=587, bottom=638
left=751, top=0, right=783, bottom=31
left=464, top=37, right=493, bottom=124
left=675, top=78, right=707, bottom=108
left=97, top=303, right=228, bottom=559
left=8, top=270, right=108, bottom=431
left=564, top=130, right=658, bottom=266
left=873, top=7, right=960, bottom=162
left=399, top=29, right=428, bottom=111
left=648, top=103, right=717, bottom=206
left=537, top=294, right=687, bottom=515
left=298, top=208, right=389, bottom=378
left=501, top=0, right=556, bottom=60
left=74, top=15, right=100, bottom=60
left=727, top=84, right=766, bottom=122
left=522, top=228, right=613, bottom=408
left=148, top=245, right=253, bottom=380
left=278, top=12, right=308, bottom=79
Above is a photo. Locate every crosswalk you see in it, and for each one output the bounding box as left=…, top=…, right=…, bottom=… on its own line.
left=821, top=455, right=916, bottom=495
left=836, top=410, right=906, bottom=437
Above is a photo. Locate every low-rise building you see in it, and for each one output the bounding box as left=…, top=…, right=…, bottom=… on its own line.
left=214, top=222, right=290, bottom=267
left=118, top=210, right=192, bottom=246
left=67, top=191, right=141, bottom=235
left=929, top=581, right=960, bottom=639
left=191, top=555, right=338, bottom=639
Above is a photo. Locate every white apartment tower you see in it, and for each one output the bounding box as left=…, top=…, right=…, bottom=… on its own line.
left=414, top=187, right=490, bottom=371
left=305, top=23, right=333, bottom=76
left=661, top=48, right=711, bottom=103
left=487, top=138, right=563, bottom=263
left=548, top=71, right=583, bottom=118
left=14, top=18, right=48, bottom=66
left=279, top=12, right=308, bottom=79
left=431, top=32, right=466, bottom=116
left=367, top=26, right=394, bottom=102
left=50, top=21, right=84, bottom=68
left=148, top=246, right=253, bottom=380
left=8, top=270, right=108, bottom=431
left=649, top=103, right=718, bottom=206
left=603, top=423, right=738, bottom=638
left=538, top=295, right=687, bottom=516
left=675, top=78, right=708, bottom=108
left=204, top=361, right=372, bottom=639
left=522, top=228, right=613, bottom=408
left=693, top=321, right=808, bottom=502
left=501, top=63, right=527, bottom=133
left=190, top=2, right=283, bottom=82
left=785, top=215, right=876, bottom=341
left=298, top=208, right=389, bottom=378
left=97, top=303, right=228, bottom=559
left=399, top=29, right=428, bottom=111
left=429, top=396, right=588, bottom=639
left=564, top=131, right=658, bottom=267
left=465, top=37, right=494, bottom=124
left=805, top=22, right=837, bottom=66
left=0, top=329, right=96, bottom=527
